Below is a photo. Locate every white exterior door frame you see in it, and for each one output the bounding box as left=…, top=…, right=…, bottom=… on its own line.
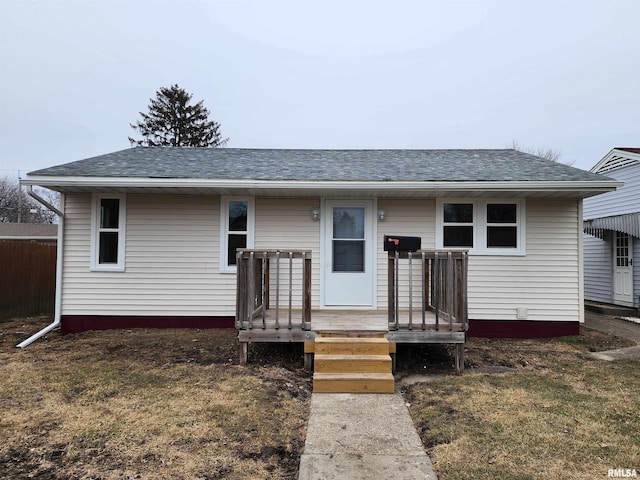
left=320, top=198, right=377, bottom=308
left=613, top=231, right=634, bottom=306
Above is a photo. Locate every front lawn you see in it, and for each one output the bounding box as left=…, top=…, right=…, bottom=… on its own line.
left=401, top=330, right=640, bottom=480
left=0, top=317, right=311, bottom=479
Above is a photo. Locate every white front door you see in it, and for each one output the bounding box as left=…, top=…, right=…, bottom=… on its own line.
left=322, top=200, right=375, bottom=307
left=613, top=232, right=634, bottom=306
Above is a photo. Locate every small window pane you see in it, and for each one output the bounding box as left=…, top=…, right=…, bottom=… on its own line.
left=443, top=226, right=473, bottom=247
left=99, top=232, right=118, bottom=263
left=444, top=203, right=473, bottom=223
left=229, top=201, right=248, bottom=232
left=228, top=234, right=246, bottom=266
left=100, top=199, right=119, bottom=229
left=333, top=240, right=364, bottom=272
left=487, top=226, right=517, bottom=247
left=487, top=204, right=516, bottom=223
left=333, top=208, right=365, bottom=239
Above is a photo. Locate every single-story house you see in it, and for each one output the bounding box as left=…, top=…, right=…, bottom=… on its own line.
left=19, top=147, right=619, bottom=344
left=584, top=147, right=640, bottom=310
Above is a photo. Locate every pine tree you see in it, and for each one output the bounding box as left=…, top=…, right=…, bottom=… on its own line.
left=129, top=84, right=228, bottom=147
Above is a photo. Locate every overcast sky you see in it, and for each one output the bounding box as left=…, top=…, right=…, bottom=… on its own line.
left=1, top=0, right=639, bottom=177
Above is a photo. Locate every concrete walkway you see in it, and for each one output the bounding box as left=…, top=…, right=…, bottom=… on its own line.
left=299, top=393, right=437, bottom=480
left=584, top=311, right=640, bottom=361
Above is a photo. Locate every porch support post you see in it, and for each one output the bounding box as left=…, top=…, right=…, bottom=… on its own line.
left=304, top=341, right=314, bottom=371
left=454, top=343, right=464, bottom=375
left=304, top=352, right=314, bottom=370
left=388, top=252, right=395, bottom=326
left=303, top=252, right=312, bottom=329
left=239, top=341, right=248, bottom=366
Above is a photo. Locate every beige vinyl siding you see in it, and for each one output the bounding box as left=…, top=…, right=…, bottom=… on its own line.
left=374, top=198, right=581, bottom=322
left=467, top=199, right=581, bottom=322
left=254, top=198, right=321, bottom=308
left=62, top=194, right=235, bottom=316
left=61, top=194, right=582, bottom=323
left=376, top=199, right=436, bottom=309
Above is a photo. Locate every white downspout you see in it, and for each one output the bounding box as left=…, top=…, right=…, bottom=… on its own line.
left=17, top=186, right=64, bottom=348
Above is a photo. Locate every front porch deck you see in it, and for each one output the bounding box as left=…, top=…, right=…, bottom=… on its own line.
left=235, top=248, right=469, bottom=377
left=237, top=308, right=466, bottom=376
left=237, top=308, right=465, bottom=342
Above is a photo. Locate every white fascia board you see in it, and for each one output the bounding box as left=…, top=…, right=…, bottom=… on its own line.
left=21, top=175, right=622, bottom=194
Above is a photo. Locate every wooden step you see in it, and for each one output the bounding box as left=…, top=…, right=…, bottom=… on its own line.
left=317, top=331, right=387, bottom=338
left=314, top=337, right=391, bottom=355
left=314, top=354, right=392, bottom=374
left=313, top=373, right=395, bottom=393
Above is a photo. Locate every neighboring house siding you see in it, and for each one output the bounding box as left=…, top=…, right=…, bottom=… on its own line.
left=583, top=232, right=612, bottom=303
left=62, top=194, right=233, bottom=316
left=583, top=164, right=640, bottom=219
left=468, top=199, right=581, bottom=322
left=583, top=162, right=640, bottom=308
left=635, top=239, right=640, bottom=307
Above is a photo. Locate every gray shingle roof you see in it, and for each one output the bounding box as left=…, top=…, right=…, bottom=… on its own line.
left=29, top=147, right=608, bottom=182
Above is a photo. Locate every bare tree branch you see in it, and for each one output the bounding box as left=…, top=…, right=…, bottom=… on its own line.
left=508, top=140, right=575, bottom=166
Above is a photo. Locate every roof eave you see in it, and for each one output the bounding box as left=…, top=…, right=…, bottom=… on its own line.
left=21, top=176, right=622, bottom=198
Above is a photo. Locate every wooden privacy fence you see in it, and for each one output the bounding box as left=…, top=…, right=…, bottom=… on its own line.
left=388, top=250, right=468, bottom=331
left=235, top=249, right=312, bottom=331
left=0, top=241, right=56, bottom=319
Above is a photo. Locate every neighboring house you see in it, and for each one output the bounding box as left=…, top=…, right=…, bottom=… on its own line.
left=0, top=223, right=58, bottom=243
left=584, top=147, right=640, bottom=310
left=21, top=147, right=618, bottom=338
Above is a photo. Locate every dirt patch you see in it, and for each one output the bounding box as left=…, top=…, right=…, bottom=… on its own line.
left=395, top=325, right=635, bottom=377
left=1, top=316, right=311, bottom=480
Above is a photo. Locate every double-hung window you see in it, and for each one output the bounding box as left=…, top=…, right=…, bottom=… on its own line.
left=486, top=203, right=518, bottom=248
left=437, top=199, right=524, bottom=255
left=91, top=194, right=126, bottom=271
left=220, top=197, right=254, bottom=272
left=443, top=203, right=474, bottom=248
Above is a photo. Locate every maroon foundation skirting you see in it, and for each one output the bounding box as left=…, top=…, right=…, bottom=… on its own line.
left=61, top=315, right=235, bottom=334
left=468, top=319, right=580, bottom=338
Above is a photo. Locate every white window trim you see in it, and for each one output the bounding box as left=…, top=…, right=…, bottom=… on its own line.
left=90, top=193, right=127, bottom=271
left=220, top=196, right=255, bottom=273
left=436, top=198, right=526, bottom=255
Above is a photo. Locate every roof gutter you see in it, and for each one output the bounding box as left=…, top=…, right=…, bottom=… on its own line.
left=17, top=187, right=64, bottom=348
left=21, top=176, right=623, bottom=194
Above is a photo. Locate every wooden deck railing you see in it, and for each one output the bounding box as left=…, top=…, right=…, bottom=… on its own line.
left=235, top=249, right=312, bottom=331
left=388, top=250, right=468, bottom=332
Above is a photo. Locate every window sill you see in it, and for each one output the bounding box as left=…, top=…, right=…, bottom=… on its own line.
left=90, top=265, right=126, bottom=272
left=467, top=249, right=526, bottom=256
left=440, top=247, right=526, bottom=256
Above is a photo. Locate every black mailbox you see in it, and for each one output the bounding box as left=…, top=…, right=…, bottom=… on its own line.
left=383, top=235, right=421, bottom=252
